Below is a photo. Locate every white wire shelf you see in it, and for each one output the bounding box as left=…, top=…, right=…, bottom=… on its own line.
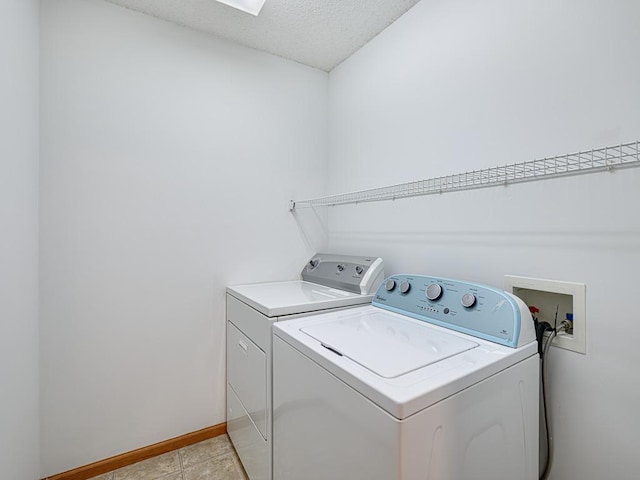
left=290, top=140, right=640, bottom=211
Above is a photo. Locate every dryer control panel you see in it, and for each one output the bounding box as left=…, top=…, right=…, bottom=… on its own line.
left=372, top=275, right=535, bottom=348
left=301, top=253, right=384, bottom=295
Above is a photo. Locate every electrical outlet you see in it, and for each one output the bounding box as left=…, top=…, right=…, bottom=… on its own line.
left=505, top=275, right=586, bottom=355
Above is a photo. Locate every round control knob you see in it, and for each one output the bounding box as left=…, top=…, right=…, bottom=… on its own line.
left=425, top=283, right=443, bottom=301
left=399, top=281, right=411, bottom=294
left=461, top=292, right=477, bottom=308
left=308, top=259, right=319, bottom=270
left=385, top=279, right=396, bottom=291
left=337, top=264, right=345, bottom=272
left=355, top=265, right=364, bottom=275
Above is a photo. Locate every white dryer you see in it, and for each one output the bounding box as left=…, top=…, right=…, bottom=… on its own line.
left=272, top=274, right=539, bottom=480
left=226, top=254, right=384, bottom=480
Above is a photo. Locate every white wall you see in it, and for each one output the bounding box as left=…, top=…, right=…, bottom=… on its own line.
left=0, top=0, right=40, bottom=478
left=39, top=0, right=327, bottom=475
left=327, top=0, right=640, bottom=479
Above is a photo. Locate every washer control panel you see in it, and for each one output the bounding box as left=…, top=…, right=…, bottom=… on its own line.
left=301, top=253, right=385, bottom=295
left=372, top=274, right=532, bottom=348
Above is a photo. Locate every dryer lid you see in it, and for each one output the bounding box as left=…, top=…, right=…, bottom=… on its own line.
left=301, top=311, right=478, bottom=378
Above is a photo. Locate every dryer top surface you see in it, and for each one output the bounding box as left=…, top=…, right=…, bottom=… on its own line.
left=227, top=281, right=372, bottom=317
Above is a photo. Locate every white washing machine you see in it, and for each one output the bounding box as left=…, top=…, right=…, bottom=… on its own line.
left=273, top=274, right=539, bottom=480
left=226, top=254, right=385, bottom=480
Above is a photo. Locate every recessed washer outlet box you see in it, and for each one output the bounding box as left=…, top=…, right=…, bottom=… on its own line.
left=505, top=275, right=586, bottom=355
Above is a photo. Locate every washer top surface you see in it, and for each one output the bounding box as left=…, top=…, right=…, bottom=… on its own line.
left=275, top=305, right=537, bottom=419
left=301, top=311, right=478, bottom=378
left=227, top=280, right=372, bottom=318
left=273, top=275, right=537, bottom=419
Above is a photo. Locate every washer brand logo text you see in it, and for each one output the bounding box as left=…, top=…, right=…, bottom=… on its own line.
left=375, top=295, right=387, bottom=302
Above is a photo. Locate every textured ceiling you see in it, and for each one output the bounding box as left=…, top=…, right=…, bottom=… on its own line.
left=104, top=0, right=422, bottom=71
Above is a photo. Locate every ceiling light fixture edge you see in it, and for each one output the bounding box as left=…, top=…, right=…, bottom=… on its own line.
left=215, top=0, right=267, bottom=16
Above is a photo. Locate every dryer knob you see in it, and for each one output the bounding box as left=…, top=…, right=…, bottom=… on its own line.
left=385, top=279, right=396, bottom=291
left=355, top=265, right=364, bottom=275
left=461, top=293, right=477, bottom=308
left=337, top=264, right=345, bottom=272
left=399, top=281, right=411, bottom=294
left=308, top=259, right=319, bottom=270
left=426, top=283, right=443, bottom=301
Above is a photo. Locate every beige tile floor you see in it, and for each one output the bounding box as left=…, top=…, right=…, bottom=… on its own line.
left=89, top=434, right=248, bottom=480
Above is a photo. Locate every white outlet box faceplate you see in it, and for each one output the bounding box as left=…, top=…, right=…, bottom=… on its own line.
left=505, top=275, right=586, bottom=355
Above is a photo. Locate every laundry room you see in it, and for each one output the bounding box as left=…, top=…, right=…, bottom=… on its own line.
left=2, top=0, right=639, bottom=479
